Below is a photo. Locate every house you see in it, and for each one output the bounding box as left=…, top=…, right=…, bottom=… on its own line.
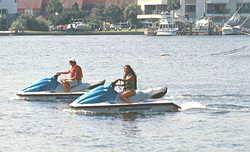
left=0, top=0, right=17, bottom=16
left=17, top=0, right=48, bottom=16
left=17, top=0, right=84, bottom=16
left=60, top=0, right=84, bottom=10
left=83, top=0, right=136, bottom=8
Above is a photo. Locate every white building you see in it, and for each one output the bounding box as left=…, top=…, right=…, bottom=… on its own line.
left=137, top=0, right=169, bottom=19
left=179, top=0, right=250, bottom=21
left=0, top=0, right=17, bottom=16
left=137, top=0, right=250, bottom=22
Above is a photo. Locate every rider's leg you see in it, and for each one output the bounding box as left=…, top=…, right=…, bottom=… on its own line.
left=120, top=90, right=135, bottom=103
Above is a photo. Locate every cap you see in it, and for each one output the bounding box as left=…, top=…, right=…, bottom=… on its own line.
left=69, top=57, right=76, bottom=63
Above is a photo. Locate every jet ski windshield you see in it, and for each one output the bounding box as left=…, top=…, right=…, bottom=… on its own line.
left=23, top=75, right=59, bottom=92
left=73, top=83, right=119, bottom=104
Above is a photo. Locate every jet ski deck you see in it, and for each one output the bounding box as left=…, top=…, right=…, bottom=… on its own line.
left=70, top=101, right=181, bottom=114
left=17, top=78, right=105, bottom=101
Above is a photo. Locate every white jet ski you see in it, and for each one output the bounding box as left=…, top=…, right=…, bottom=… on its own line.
left=70, top=83, right=180, bottom=114
left=16, top=75, right=105, bottom=101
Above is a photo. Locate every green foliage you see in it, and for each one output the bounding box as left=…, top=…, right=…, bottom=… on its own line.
left=167, top=0, right=180, bottom=11
left=11, top=15, right=49, bottom=31
left=90, top=4, right=106, bottom=23
left=104, top=5, right=123, bottom=24
left=10, top=17, right=25, bottom=32
left=47, top=0, right=63, bottom=14
left=0, top=16, right=8, bottom=30
left=72, top=3, right=80, bottom=12
left=124, top=4, right=142, bottom=27
left=48, top=1, right=85, bottom=25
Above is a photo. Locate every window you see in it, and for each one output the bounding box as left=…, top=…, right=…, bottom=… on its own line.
left=0, top=9, right=8, bottom=15
left=207, top=3, right=229, bottom=14
left=238, top=3, right=250, bottom=13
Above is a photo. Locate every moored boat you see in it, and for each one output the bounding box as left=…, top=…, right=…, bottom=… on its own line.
left=222, top=3, right=250, bottom=35
left=156, top=18, right=178, bottom=36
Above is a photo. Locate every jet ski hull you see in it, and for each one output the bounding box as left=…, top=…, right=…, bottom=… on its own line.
left=70, top=101, right=181, bottom=114
left=16, top=91, right=84, bottom=101
left=17, top=80, right=105, bottom=101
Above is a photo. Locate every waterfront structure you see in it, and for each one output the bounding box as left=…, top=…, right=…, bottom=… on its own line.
left=137, top=0, right=250, bottom=22
left=17, top=0, right=48, bottom=16
left=83, top=0, right=136, bottom=8
left=16, top=0, right=136, bottom=16
left=62, top=0, right=84, bottom=10
left=179, top=0, right=250, bottom=21
left=137, top=0, right=169, bottom=19
left=0, top=0, right=17, bottom=17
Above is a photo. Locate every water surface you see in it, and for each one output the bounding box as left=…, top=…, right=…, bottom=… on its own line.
left=0, top=35, right=250, bottom=152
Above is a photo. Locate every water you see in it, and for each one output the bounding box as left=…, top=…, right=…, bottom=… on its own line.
left=0, top=35, right=250, bottom=152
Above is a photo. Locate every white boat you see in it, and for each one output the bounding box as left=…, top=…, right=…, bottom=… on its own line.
left=222, top=25, right=241, bottom=35
left=16, top=75, right=105, bottom=101
left=70, top=83, right=181, bottom=114
left=156, top=18, right=178, bottom=36
left=222, top=4, right=250, bottom=35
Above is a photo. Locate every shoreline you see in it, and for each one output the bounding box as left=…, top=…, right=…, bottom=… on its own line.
left=1, top=30, right=249, bottom=36
left=0, top=31, right=144, bottom=36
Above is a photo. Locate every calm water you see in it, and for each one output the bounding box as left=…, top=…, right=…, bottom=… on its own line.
left=0, top=35, right=250, bottom=152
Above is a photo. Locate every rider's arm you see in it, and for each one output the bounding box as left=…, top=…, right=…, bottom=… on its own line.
left=124, top=75, right=134, bottom=81
left=113, top=79, right=124, bottom=86
left=57, top=70, right=70, bottom=75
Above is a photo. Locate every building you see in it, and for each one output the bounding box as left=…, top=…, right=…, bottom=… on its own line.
left=82, top=0, right=136, bottom=7
left=179, top=0, right=250, bottom=21
left=17, top=0, right=48, bottom=16
left=0, top=0, right=17, bottom=16
left=16, top=0, right=135, bottom=16
left=137, top=0, right=250, bottom=22
left=137, top=0, right=169, bottom=19
left=61, top=0, right=84, bottom=10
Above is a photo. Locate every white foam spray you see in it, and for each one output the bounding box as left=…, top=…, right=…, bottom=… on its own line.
left=179, top=102, right=206, bottom=111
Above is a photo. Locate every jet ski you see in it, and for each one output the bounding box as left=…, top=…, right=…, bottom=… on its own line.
left=70, top=83, right=180, bottom=114
left=17, top=75, right=105, bottom=101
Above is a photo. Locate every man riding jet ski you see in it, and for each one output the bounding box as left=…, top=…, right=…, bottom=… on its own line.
left=17, top=58, right=105, bottom=101
left=56, top=58, right=83, bottom=92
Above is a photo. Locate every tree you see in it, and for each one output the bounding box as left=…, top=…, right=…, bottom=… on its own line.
left=72, top=3, right=80, bottom=12
left=10, top=18, right=25, bottom=33
left=167, top=0, right=180, bottom=20
left=47, top=0, right=63, bottom=25
left=47, top=0, right=63, bottom=14
left=89, top=4, right=106, bottom=25
left=167, top=0, right=180, bottom=11
left=124, top=4, right=142, bottom=27
left=0, top=16, right=8, bottom=31
left=10, top=15, right=49, bottom=31
left=104, top=5, right=123, bottom=24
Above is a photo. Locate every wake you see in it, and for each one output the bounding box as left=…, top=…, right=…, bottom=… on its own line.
left=179, top=102, right=206, bottom=111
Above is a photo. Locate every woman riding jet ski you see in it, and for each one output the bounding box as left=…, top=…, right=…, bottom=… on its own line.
left=113, top=65, right=137, bottom=103
left=70, top=65, right=180, bottom=113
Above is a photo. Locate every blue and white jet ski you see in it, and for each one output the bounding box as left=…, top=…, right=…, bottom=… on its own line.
left=17, top=75, right=105, bottom=101
left=70, top=83, right=180, bottom=114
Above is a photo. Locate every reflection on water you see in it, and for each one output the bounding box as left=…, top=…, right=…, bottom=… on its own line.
left=0, top=35, right=250, bottom=152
